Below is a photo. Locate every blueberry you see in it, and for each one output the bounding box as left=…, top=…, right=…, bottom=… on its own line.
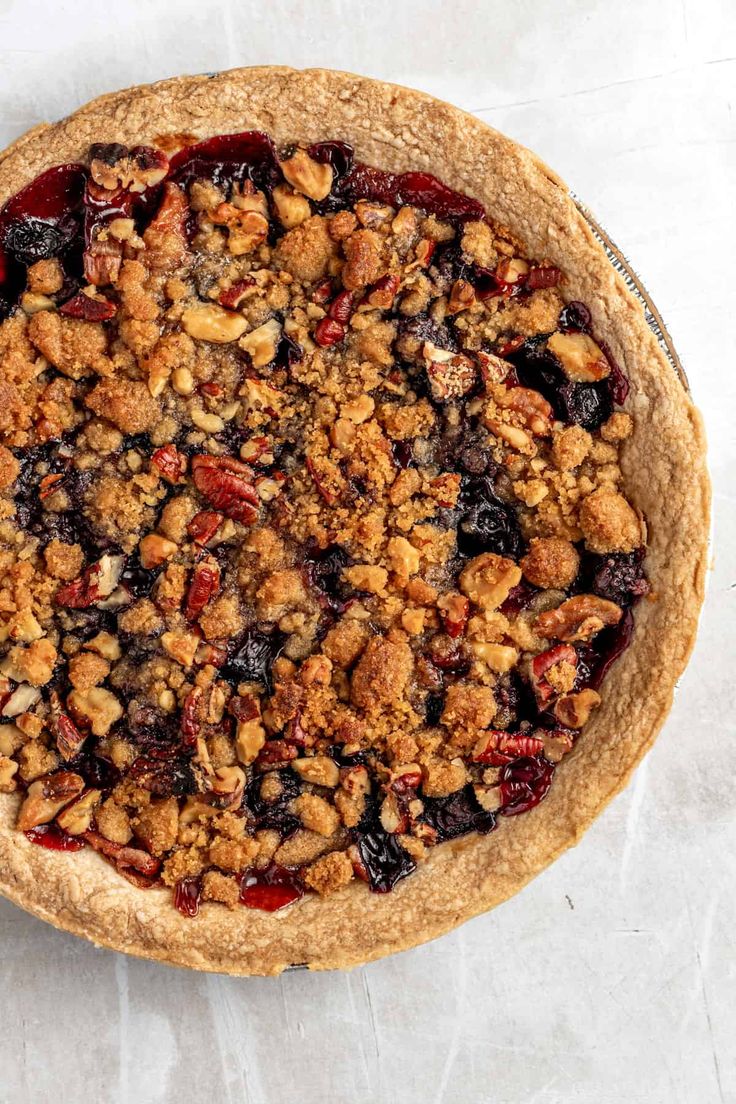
left=457, top=475, right=523, bottom=559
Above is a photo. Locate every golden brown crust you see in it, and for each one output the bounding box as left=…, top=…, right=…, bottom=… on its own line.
left=0, top=66, right=710, bottom=975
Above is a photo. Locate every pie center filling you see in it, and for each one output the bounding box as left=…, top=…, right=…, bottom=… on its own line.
left=0, top=132, right=648, bottom=915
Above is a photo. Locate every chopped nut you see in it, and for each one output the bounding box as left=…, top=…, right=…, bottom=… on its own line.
left=16, top=771, right=85, bottom=831
left=139, top=533, right=178, bottom=569
left=239, top=318, right=282, bottom=367
left=535, top=594, right=622, bottom=642
left=548, top=331, right=609, bottom=382
left=280, top=148, right=333, bottom=201
left=161, top=629, right=201, bottom=668
left=0, top=757, right=19, bottom=793
left=68, top=687, right=123, bottom=736
left=554, top=689, right=601, bottom=728
left=235, top=716, right=267, bottom=765
left=460, top=553, right=522, bottom=610
left=181, top=304, right=248, bottom=343
left=292, top=756, right=340, bottom=787
left=57, top=789, right=102, bottom=835
left=272, top=183, right=312, bottom=228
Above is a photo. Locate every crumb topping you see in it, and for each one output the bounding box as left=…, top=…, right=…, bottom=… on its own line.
left=0, top=133, right=648, bottom=913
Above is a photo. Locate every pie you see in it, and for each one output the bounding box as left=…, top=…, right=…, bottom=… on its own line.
left=0, top=67, right=709, bottom=975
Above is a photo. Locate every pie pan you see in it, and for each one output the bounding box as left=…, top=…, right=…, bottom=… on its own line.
left=0, top=68, right=709, bottom=974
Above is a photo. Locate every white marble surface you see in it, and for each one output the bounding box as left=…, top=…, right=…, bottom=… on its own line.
left=1, top=2, right=734, bottom=1101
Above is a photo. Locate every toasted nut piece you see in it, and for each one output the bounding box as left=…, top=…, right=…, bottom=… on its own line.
left=239, top=318, right=282, bottom=367
left=181, top=304, right=248, bottom=343
left=330, top=418, right=357, bottom=451
left=542, top=729, right=575, bottom=763
left=139, top=533, right=178, bottom=569
left=67, top=687, right=123, bottom=736
left=272, top=183, right=311, bottom=228
left=235, top=717, right=267, bottom=765
left=210, top=766, right=246, bottom=808
left=535, top=594, right=622, bottom=642
left=7, top=609, right=44, bottom=643
left=190, top=408, right=225, bottom=433
left=280, top=148, right=333, bottom=201
left=161, top=630, right=200, bottom=668
left=1, top=683, right=41, bottom=717
left=547, top=331, right=609, bottom=382
left=521, top=537, right=580, bottom=590
left=476, top=350, right=512, bottom=386
left=496, top=256, right=530, bottom=284
left=340, top=394, right=375, bottom=424
left=16, top=771, right=85, bottom=831
left=386, top=536, right=421, bottom=581
left=460, top=553, right=522, bottom=611
left=0, top=756, right=19, bottom=792
left=379, top=790, right=407, bottom=834
left=495, top=386, right=553, bottom=435
left=172, top=366, right=195, bottom=395
left=447, top=279, right=476, bottom=314
left=485, top=418, right=533, bottom=453
left=84, top=632, right=121, bottom=662
left=292, top=756, right=340, bottom=788
left=57, top=788, right=102, bottom=835
left=423, top=342, right=476, bottom=401
left=468, top=640, right=519, bottom=672
left=554, top=689, right=601, bottom=728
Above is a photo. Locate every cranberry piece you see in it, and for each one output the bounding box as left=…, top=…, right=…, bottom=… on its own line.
left=577, top=607, right=634, bottom=691
left=1, top=163, right=86, bottom=224
left=169, top=130, right=280, bottom=193
left=59, top=292, right=116, bottom=321
left=307, top=140, right=354, bottom=178
left=499, top=755, right=555, bottom=816
left=120, top=562, right=160, bottom=600
left=340, top=163, right=485, bottom=222
left=25, top=824, right=85, bottom=852
left=240, top=863, right=304, bottom=911
left=421, top=785, right=497, bottom=842
left=457, top=475, right=524, bottom=559
left=558, top=300, right=592, bottom=333
left=3, top=219, right=68, bottom=265
left=275, top=330, right=304, bottom=369
left=597, top=337, right=630, bottom=405
left=525, top=265, right=562, bottom=290
left=392, top=440, right=414, bottom=469
left=224, top=628, right=285, bottom=690
left=351, top=805, right=416, bottom=893
left=174, top=876, right=202, bottom=918
left=499, top=580, right=539, bottom=617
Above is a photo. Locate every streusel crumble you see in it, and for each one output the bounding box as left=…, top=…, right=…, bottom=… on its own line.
left=0, top=132, right=649, bottom=914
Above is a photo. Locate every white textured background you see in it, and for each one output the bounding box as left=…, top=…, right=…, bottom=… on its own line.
left=0, top=2, right=734, bottom=1101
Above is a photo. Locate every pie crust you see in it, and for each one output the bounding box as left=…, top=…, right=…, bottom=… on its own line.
left=0, top=66, right=709, bottom=974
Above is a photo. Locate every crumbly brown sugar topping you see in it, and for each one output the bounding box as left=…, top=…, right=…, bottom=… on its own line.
left=0, top=133, right=649, bottom=912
